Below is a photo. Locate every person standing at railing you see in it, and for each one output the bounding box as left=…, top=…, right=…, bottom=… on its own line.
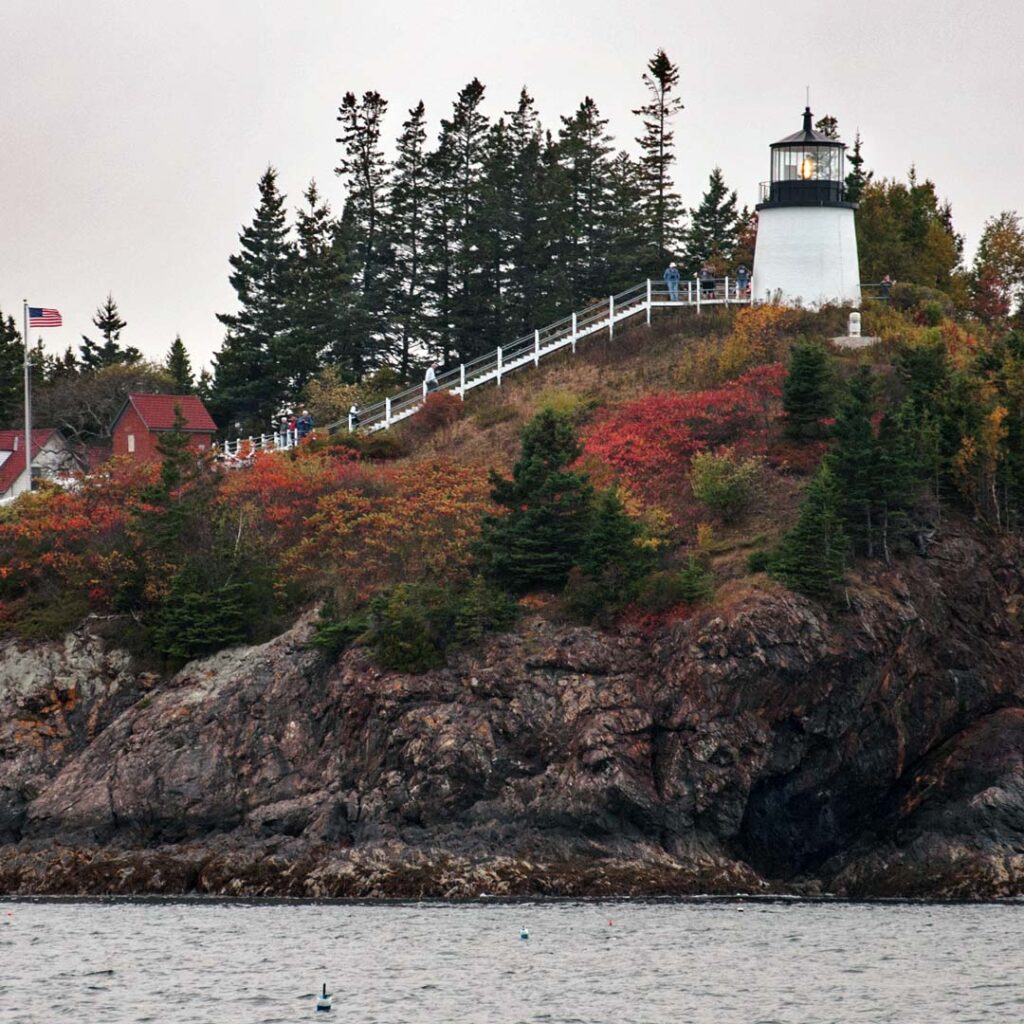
left=879, top=274, right=893, bottom=300
left=700, top=264, right=716, bottom=298
left=348, top=403, right=360, bottom=431
left=736, top=264, right=750, bottom=298
left=663, top=262, right=680, bottom=302
left=424, top=363, right=439, bottom=393
left=297, top=409, right=314, bottom=439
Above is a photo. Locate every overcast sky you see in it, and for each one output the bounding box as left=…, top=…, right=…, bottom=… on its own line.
left=3, top=0, right=1023, bottom=370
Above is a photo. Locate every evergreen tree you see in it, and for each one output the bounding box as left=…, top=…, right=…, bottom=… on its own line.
left=290, top=181, right=354, bottom=387
left=605, top=151, right=649, bottom=291
left=844, top=130, right=871, bottom=204
left=827, top=367, right=880, bottom=557
left=633, top=49, right=685, bottom=266
left=49, top=346, right=79, bottom=383
left=477, top=409, right=594, bottom=592
left=770, top=463, right=847, bottom=596
left=80, top=293, right=141, bottom=370
left=335, top=90, right=394, bottom=377
left=196, top=367, right=214, bottom=403
left=0, top=309, right=22, bottom=427
left=683, top=167, right=742, bottom=275
left=783, top=339, right=833, bottom=440
left=814, top=114, right=840, bottom=140
left=556, top=97, right=616, bottom=303
left=165, top=335, right=194, bottom=392
left=873, top=404, right=919, bottom=561
left=390, top=101, right=432, bottom=379
left=212, top=166, right=295, bottom=431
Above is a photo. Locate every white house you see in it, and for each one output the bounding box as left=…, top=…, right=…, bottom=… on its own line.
left=0, top=428, right=78, bottom=502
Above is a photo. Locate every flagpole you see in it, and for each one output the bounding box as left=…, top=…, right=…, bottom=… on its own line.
left=22, top=300, right=32, bottom=496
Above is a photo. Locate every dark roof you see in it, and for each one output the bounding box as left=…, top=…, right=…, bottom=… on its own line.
left=113, top=394, right=217, bottom=433
left=0, top=428, right=57, bottom=496
left=772, top=106, right=844, bottom=148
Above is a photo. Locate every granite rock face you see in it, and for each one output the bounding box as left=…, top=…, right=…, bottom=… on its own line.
left=2, top=526, right=1024, bottom=898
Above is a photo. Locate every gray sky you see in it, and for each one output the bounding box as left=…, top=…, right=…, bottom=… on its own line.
left=3, top=0, right=1023, bottom=370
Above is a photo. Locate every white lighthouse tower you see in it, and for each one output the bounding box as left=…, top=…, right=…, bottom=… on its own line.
left=751, top=107, right=860, bottom=306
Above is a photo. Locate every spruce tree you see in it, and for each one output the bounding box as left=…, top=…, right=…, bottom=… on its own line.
left=477, top=409, right=594, bottom=592
left=390, top=101, right=432, bottom=379
left=684, top=167, right=742, bottom=275
left=290, top=181, right=353, bottom=388
left=633, top=49, right=685, bottom=267
left=828, top=367, right=880, bottom=557
left=212, top=166, right=295, bottom=431
left=844, top=132, right=871, bottom=204
left=80, top=294, right=141, bottom=370
left=605, top=152, right=649, bottom=291
left=770, top=463, right=847, bottom=596
left=814, top=114, right=840, bottom=140
left=0, top=309, right=22, bottom=427
left=557, top=97, right=616, bottom=303
left=165, top=335, right=194, bottom=392
left=335, top=90, right=393, bottom=377
left=873, top=404, right=919, bottom=561
left=783, top=339, right=833, bottom=440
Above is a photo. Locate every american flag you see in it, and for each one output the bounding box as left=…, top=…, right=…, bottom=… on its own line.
left=28, top=307, right=62, bottom=327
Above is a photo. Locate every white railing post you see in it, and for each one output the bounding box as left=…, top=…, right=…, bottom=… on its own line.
left=496, top=346, right=503, bottom=387
left=695, top=277, right=701, bottom=314
left=725, top=276, right=730, bottom=307
left=348, top=412, right=354, bottom=432
left=534, top=329, right=540, bottom=366
left=459, top=363, right=466, bottom=399
left=688, top=280, right=693, bottom=305
left=608, top=295, right=614, bottom=339
left=385, top=397, right=392, bottom=427
left=571, top=312, right=577, bottom=353
left=646, top=279, right=652, bottom=325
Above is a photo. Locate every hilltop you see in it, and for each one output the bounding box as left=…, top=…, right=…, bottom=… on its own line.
left=3, top=296, right=1024, bottom=898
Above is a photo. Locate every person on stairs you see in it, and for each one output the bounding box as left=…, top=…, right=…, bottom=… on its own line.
left=424, top=363, right=439, bottom=394
left=663, top=262, right=680, bottom=302
left=348, top=403, right=361, bottom=431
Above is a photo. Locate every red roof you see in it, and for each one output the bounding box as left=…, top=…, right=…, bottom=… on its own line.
left=115, top=394, right=217, bottom=433
left=0, top=428, right=56, bottom=497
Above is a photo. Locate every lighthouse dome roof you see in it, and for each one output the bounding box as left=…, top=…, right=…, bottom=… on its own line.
left=772, top=107, right=845, bottom=148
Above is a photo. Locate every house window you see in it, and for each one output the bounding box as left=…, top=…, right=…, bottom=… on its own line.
left=127, top=434, right=135, bottom=454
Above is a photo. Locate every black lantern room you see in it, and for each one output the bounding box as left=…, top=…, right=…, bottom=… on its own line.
left=758, top=107, right=854, bottom=208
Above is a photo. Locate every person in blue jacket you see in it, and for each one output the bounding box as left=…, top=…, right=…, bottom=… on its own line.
left=663, top=262, right=680, bottom=302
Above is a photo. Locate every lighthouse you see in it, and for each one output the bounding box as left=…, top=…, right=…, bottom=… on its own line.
left=751, top=107, right=861, bottom=306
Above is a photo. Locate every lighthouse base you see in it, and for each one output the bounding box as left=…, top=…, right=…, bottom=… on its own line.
left=752, top=205, right=860, bottom=307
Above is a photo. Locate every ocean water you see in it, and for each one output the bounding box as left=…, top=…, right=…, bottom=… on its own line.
left=0, top=898, right=1021, bottom=1023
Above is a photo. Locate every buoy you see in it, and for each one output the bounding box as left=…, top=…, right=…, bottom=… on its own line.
left=520, top=927, right=529, bottom=941
left=316, top=982, right=332, bottom=1013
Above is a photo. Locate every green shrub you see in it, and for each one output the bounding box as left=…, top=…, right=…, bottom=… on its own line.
left=746, top=550, right=771, bottom=573
left=636, top=559, right=714, bottom=611
left=2, top=591, right=90, bottom=641
left=537, top=388, right=586, bottom=420
left=311, top=598, right=369, bottom=658
left=363, top=578, right=517, bottom=673
left=690, top=448, right=763, bottom=522
left=359, top=432, right=408, bottom=461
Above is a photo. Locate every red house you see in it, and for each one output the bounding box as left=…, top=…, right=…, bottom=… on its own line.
left=111, top=393, right=217, bottom=462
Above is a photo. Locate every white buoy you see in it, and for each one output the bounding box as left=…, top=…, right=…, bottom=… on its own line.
left=520, top=926, right=529, bottom=940
left=316, top=982, right=332, bottom=1013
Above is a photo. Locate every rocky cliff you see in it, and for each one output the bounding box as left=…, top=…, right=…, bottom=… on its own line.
left=2, top=524, right=1024, bottom=899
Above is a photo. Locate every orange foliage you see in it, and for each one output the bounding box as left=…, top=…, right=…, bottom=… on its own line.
left=719, top=305, right=802, bottom=377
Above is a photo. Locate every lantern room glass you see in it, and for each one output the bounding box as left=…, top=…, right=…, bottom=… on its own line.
left=771, top=145, right=843, bottom=183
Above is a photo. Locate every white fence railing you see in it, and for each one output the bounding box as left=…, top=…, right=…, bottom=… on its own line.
left=216, top=276, right=751, bottom=461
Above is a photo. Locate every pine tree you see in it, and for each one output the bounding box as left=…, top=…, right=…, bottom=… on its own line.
left=683, top=167, right=742, bottom=275
left=783, top=339, right=833, bottom=440
left=390, top=101, right=432, bottom=379
left=874, top=405, right=919, bottom=562
left=196, top=367, right=214, bottom=404
left=165, top=335, right=194, bottom=392
left=844, top=132, right=871, bottom=204
left=212, top=166, right=295, bottom=431
left=49, top=346, right=79, bottom=383
left=770, top=463, right=847, bottom=596
left=80, top=294, right=141, bottom=370
left=290, top=181, right=354, bottom=387
left=335, top=90, right=394, bottom=377
left=633, top=49, right=685, bottom=267
left=828, top=366, right=880, bottom=557
left=557, top=97, right=616, bottom=303
left=477, top=409, right=594, bottom=592
left=0, top=309, right=22, bottom=427
left=605, top=152, right=649, bottom=291
left=814, top=114, right=840, bottom=140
